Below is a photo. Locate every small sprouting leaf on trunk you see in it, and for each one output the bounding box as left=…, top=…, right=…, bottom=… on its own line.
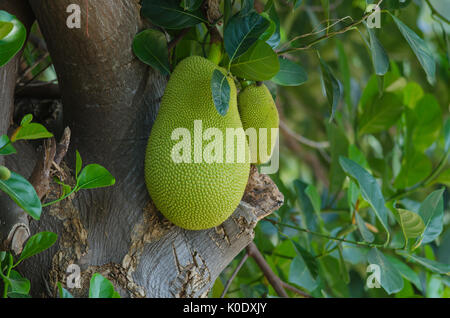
left=0, top=10, right=27, bottom=67
left=271, top=57, right=307, bottom=86
left=57, top=282, right=74, bottom=298
left=75, top=150, right=82, bottom=178
left=224, top=11, right=270, bottom=62
left=89, top=273, right=121, bottom=298
left=132, top=29, right=171, bottom=76
left=180, top=0, right=203, bottom=11
left=141, top=0, right=205, bottom=30
left=366, top=25, right=389, bottom=76
left=0, top=171, right=42, bottom=220
left=77, top=164, right=116, bottom=190
left=391, top=14, right=436, bottom=85
left=211, top=69, right=231, bottom=116
left=11, top=123, right=53, bottom=142
left=397, top=251, right=450, bottom=275
left=339, top=157, right=390, bottom=241
left=20, top=114, right=33, bottom=126
left=318, top=55, right=341, bottom=121
left=368, top=248, right=404, bottom=294
left=8, top=270, right=30, bottom=295
left=397, top=209, right=425, bottom=241
left=417, top=188, right=444, bottom=245
left=230, top=40, right=279, bottom=81
left=0, top=135, right=16, bottom=155
left=18, top=232, right=58, bottom=264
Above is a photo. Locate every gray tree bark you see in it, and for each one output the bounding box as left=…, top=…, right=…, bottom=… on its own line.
left=0, top=0, right=283, bottom=297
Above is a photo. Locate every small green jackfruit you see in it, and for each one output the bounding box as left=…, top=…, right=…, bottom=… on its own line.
left=0, top=166, right=11, bottom=181
left=145, top=56, right=250, bottom=230
left=238, top=84, right=279, bottom=164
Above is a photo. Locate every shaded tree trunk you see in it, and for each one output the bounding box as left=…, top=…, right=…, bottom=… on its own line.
left=0, top=0, right=283, bottom=297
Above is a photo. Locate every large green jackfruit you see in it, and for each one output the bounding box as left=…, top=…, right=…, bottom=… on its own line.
left=238, top=84, right=279, bottom=164
left=145, top=56, right=250, bottom=230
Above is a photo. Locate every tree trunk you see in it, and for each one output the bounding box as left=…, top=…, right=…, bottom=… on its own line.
left=1, top=0, right=283, bottom=297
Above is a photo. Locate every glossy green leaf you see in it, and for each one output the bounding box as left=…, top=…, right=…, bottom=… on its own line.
left=77, top=164, right=116, bottom=190
left=327, top=123, right=349, bottom=195
left=0, top=171, right=42, bottom=220
left=336, top=40, right=352, bottom=111
left=89, top=273, right=120, bottom=298
left=305, top=185, right=321, bottom=214
left=391, top=15, right=435, bottom=85
left=397, top=251, right=450, bottom=275
left=319, top=56, right=341, bottom=121
left=294, top=180, right=317, bottom=231
left=57, top=282, right=74, bottom=298
left=367, top=26, right=389, bottom=76
left=271, top=57, right=307, bottom=86
left=418, top=189, right=444, bottom=245
left=355, top=212, right=375, bottom=243
left=132, top=29, right=170, bottom=76
left=402, top=82, right=423, bottom=109
left=20, top=114, right=33, bottom=126
left=264, top=0, right=281, bottom=49
left=358, top=92, right=403, bottom=136
left=339, top=157, right=390, bottom=238
left=0, top=10, right=27, bottom=67
left=397, top=209, right=425, bottom=240
left=367, top=248, right=404, bottom=294
left=224, top=11, right=270, bottom=62
left=141, top=0, right=205, bottom=29
left=0, top=135, right=16, bottom=155
left=11, top=123, right=53, bottom=142
left=75, top=150, right=82, bottom=178
left=18, top=232, right=58, bottom=263
left=230, top=40, right=279, bottom=81
left=8, top=270, right=30, bottom=295
left=211, top=69, right=231, bottom=116
left=289, top=256, right=317, bottom=291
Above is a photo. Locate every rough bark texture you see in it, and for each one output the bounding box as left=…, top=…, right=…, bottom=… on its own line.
left=1, top=0, right=283, bottom=297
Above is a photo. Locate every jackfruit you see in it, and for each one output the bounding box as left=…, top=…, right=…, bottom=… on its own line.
left=238, top=84, right=279, bottom=164
left=145, top=56, right=250, bottom=230
left=0, top=166, right=11, bottom=181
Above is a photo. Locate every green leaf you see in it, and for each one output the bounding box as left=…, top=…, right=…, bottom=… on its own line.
left=358, top=92, right=403, bottom=136
left=0, top=135, right=16, bottom=155
left=20, top=114, right=33, bottom=126
left=402, top=82, right=423, bottom=109
left=355, top=212, right=375, bottom=243
left=230, top=40, right=279, bottom=81
left=444, top=118, right=450, bottom=152
left=271, top=57, right=307, bottom=86
left=397, top=209, right=425, bottom=240
left=385, top=255, right=422, bottom=291
left=391, top=14, right=435, bottom=85
left=289, top=256, right=317, bottom=291
left=0, top=10, right=27, bottom=67
left=291, top=240, right=319, bottom=278
left=418, top=189, right=444, bottom=245
left=89, top=273, right=120, bottom=298
left=339, top=157, right=390, bottom=239
left=394, top=151, right=432, bottom=189
left=132, top=29, right=170, bottom=76
left=367, top=248, right=404, bottom=294
left=397, top=251, right=450, bottom=275
left=211, top=69, right=231, bottom=116
left=434, top=169, right=450, bottom=187
left=319, top=55, right=341, bottom=121
left=263, top=0, right=281, bottom=49
left=405, top=94, right=442, bottom=151
left=57, top=282, right=74, bottom=298
left=305, top=185, right=321, bottom=215
left=141, top=0, right=205, bottom=29
left=366, top=26, right=389, bottom=76
left=0, top=171, right=42, bottom=220
left=18, top=232, right=58, bottom=264
left=294, top=180, right=318, bottom=231
left=180, top=0, right=203, bottom=11
left=8, top=270, right=30, bottom=295
left=77, top=164, right=116, bottom=190
left=336, top=40, right=352, bottom=111
left=224, top=11, right=270, bottom=62
left=11, top=123, right=53, bottom=142
left=75, top=150, right=82, bottom=178
left=327, top=123, right=349, bottom=195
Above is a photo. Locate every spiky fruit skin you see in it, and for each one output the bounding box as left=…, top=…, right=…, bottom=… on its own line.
left=145, top=56, right=250, bottom=230
left=238, top=84, right=279, bottom=165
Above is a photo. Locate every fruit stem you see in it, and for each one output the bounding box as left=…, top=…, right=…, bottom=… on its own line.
left=207, top=26, right=223, bottom=66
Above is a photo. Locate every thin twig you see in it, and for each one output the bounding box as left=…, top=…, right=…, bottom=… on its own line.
left=424, top=0, right=450, bottom=24
left=281, top=281, right=311, bottom=298
left=246, top=242, right=289, bottom=298
left=220, top=252, right=249, bottom=298
left=279, top=121, right=329, bottom=149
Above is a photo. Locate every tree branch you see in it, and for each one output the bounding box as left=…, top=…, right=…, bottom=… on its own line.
left=220, top=252, right=249, bottom=298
